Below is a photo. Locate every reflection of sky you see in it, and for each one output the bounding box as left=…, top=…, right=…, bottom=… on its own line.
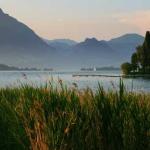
left=0, top=0, right=150, bottom=41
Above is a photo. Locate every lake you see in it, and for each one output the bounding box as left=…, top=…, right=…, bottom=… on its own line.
left=0, top=70, right=150, bottom=92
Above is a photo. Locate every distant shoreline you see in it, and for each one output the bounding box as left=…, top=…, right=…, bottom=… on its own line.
left=81, top=67, right=120, bottom=72
left=0, top=64, right=53, bottom=71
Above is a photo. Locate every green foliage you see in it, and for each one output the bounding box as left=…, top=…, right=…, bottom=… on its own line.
left=136, top=45, right=146, bottom=71
left=143, top=31, right=150, bottom=71
left=131, top=53, right=138, bottom=73
left=0, top=100, right=29, bottom=150
left=121, top=62, right=132, bottom=75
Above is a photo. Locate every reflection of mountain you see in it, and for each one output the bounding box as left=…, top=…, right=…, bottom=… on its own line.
left=0, top=8, right=144, bottom=69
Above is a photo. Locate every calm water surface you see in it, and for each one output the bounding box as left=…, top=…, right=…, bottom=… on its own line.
left=0, top=70, right=150, bottom=92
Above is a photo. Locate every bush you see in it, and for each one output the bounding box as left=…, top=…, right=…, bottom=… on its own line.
left=121, top=62, right=132, bottom=75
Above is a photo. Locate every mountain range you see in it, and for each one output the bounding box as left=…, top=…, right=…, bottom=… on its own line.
left=0, top=8, right=145, bottom=70
left=44, top=35, right=144, bottom=69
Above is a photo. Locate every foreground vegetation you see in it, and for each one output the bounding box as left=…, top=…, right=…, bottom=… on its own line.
left=0, top=81, right=150, bottom=150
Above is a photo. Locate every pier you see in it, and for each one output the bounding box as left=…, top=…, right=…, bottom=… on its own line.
left=72, top=73, right=150, bottom=78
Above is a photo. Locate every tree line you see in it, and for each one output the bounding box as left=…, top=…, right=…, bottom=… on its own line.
left=121, top=31, right=150, bottom=75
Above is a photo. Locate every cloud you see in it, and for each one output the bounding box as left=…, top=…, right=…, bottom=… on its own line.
left=114, top=10, right=150, bottom=34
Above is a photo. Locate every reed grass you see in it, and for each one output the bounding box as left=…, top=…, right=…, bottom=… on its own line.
left=0, top=80, right=150, bottom=150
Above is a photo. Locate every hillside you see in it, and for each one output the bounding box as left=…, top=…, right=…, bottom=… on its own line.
left=0, top=8, right=55, bottom=68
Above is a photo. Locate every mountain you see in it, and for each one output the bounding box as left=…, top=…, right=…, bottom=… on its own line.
left=108, top=34, right=144, bottom=61
left=44, top=39, right=77, bottom=56
left=0, top=8, right=55, bottom=68
left=45, top=40, right=71, bottom=50
left=109, top=33, right=144, bottom=44
left=65, top=38, right=119, bottom=68
left=44, top=34, right=144, bottom=69
left=63, top=35, right=144, bottom=69
left=76, top=38, right=106, bottom=47
left=0, top=8, right=145, bottom=70
left=45, top=39, right=77, bottom=46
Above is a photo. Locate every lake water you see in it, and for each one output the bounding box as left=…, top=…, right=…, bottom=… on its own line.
left=0, top=70, right=150, bottom=92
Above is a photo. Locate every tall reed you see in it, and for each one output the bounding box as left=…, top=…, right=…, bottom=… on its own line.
left=0, top=81, right=150, bottom=150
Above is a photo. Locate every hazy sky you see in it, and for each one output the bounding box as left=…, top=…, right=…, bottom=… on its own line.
left=0, top=0, right=150, bottom=41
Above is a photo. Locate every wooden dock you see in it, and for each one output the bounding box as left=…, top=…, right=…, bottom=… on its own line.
left=72, top=74, right=150, bottom=78
left=72, top=74, right=122, bottom=77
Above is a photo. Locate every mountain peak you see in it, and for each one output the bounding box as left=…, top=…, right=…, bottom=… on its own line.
left=109, top=33, right=144, bottom=44
left=120, top=33, right=143, bottom=38
left=85, top=38, right=99, bottom=43
left=0, top=8, right=7, bottom=18
left=0, top=8, right=4, bottom=14
left=0, top=7, right=56, bottom=68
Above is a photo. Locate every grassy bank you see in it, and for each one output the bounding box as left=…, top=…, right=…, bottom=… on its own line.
left=0, top=81, right=150, bottom=150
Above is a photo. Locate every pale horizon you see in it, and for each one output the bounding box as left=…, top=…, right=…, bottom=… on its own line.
left=0, top=0, right=150, bottom=41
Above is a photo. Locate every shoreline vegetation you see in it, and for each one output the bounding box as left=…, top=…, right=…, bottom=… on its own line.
left=121, top=31, right=150, bottom=76
left=1, top=80, right=150, bottom=150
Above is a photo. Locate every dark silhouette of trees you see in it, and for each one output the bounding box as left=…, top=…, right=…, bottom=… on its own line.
left=121, top=31, right=150, bottom=75
left=143, top=31, right=150, bottom=72
left=131, top=52, right=138, bottom=73
left=121, top=62, right=132, bottom=75
left=136, top=45, right=146, bottom=73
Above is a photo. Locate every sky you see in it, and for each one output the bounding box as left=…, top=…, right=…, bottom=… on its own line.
left=0, top=0, right=150, bottom=41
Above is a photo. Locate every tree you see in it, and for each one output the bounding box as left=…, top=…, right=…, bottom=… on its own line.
left=136, top=45, right=145, bottom=73
left=131, top=52, right=138, bottom=73
left=142, top=31, right=150, bottom=72
left=136, top=31, right=150, bottom=73
left=144, top=31, right=150, bottom=50
left=121, top=62, right=132, bottom=75
left=121, top=31, right=150, bottom=75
